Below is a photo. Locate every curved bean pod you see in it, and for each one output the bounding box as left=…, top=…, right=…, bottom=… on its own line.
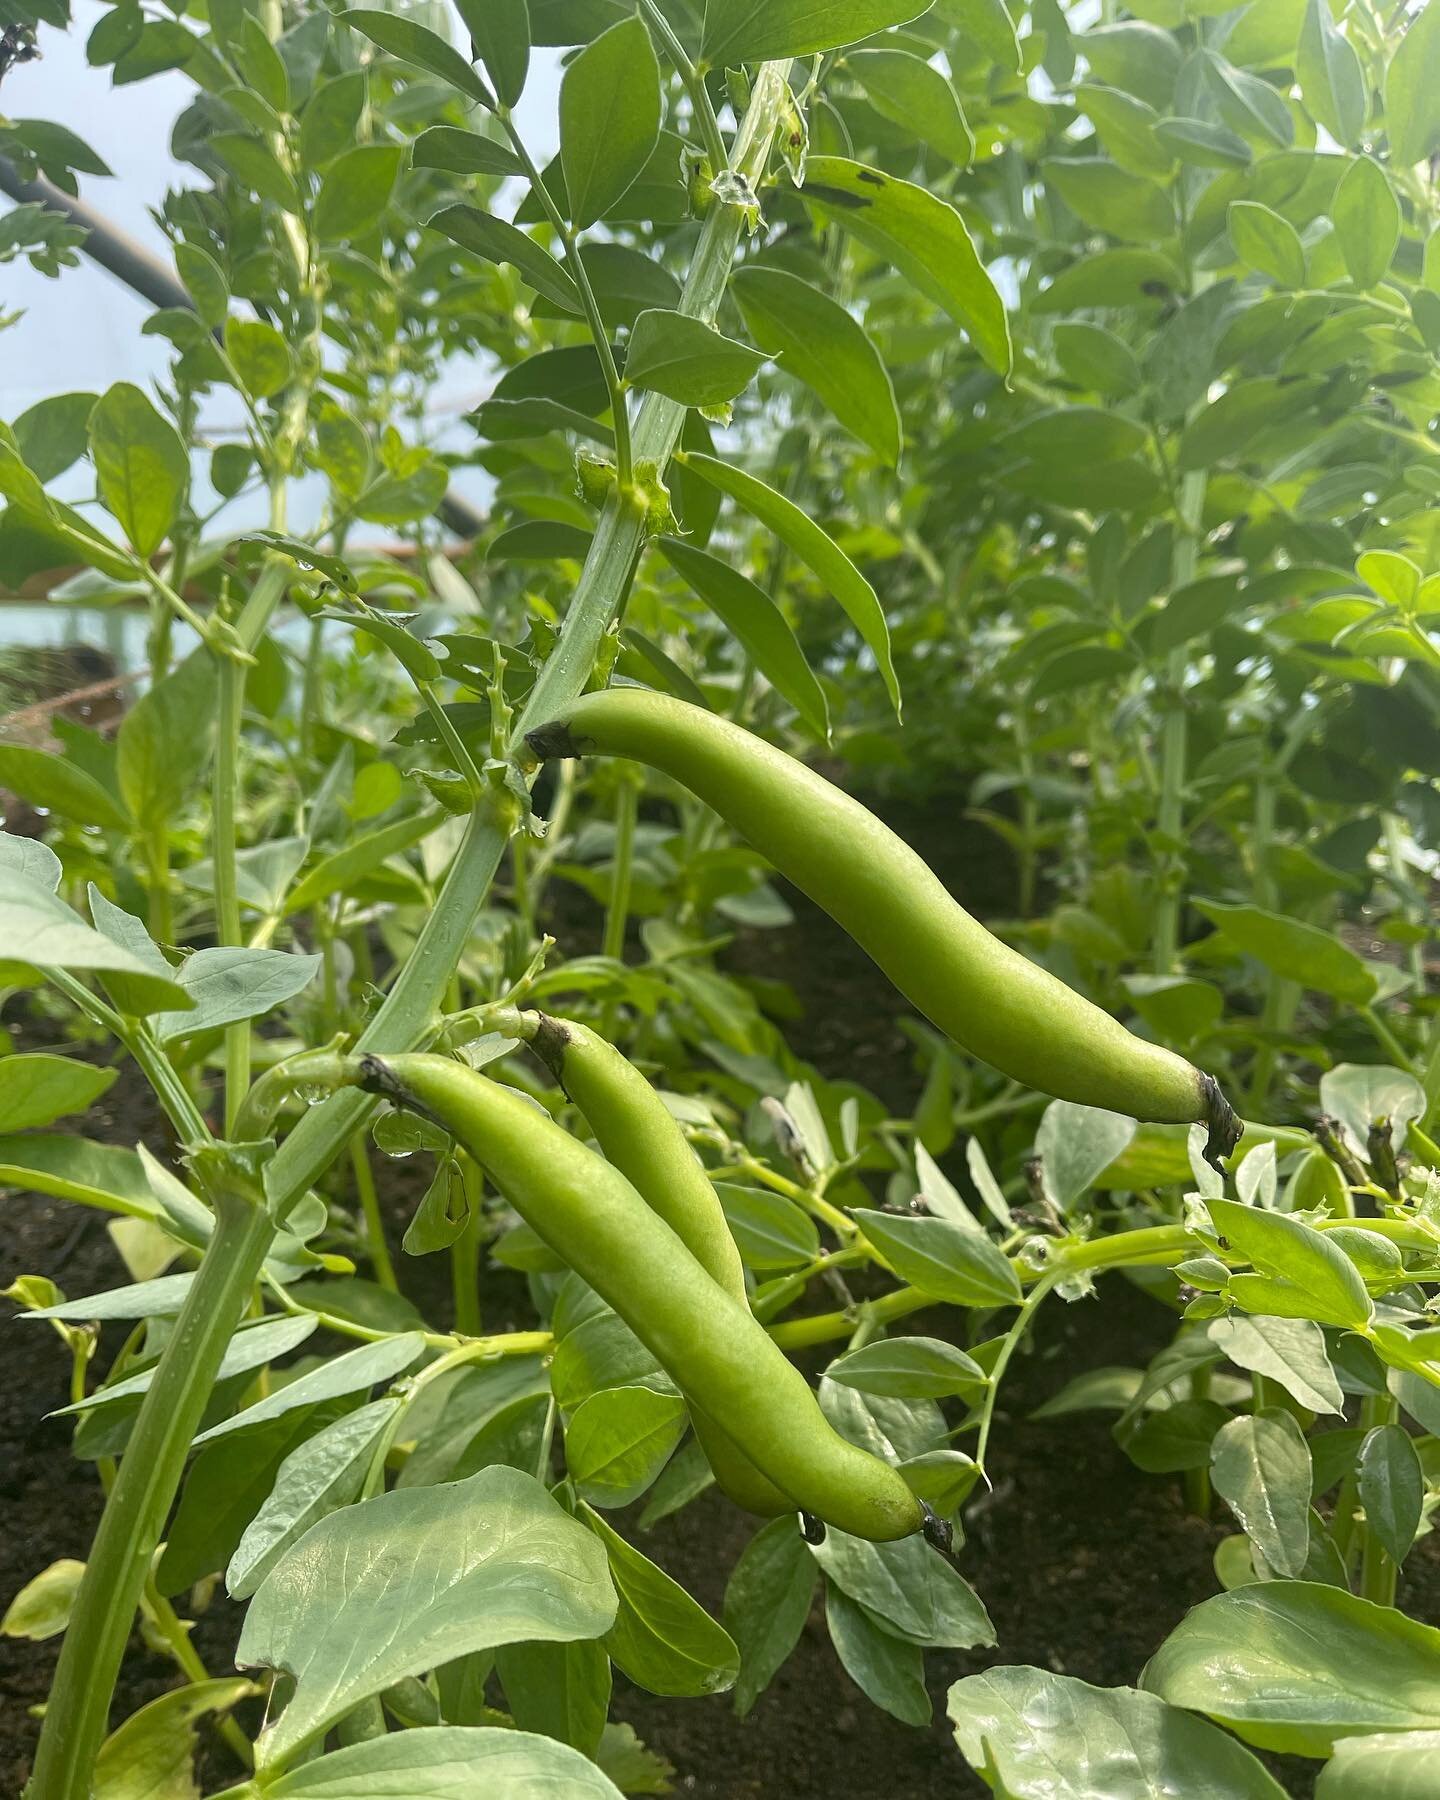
left=358, top=1053, right=925, bottom=1542
left=525, top=689, right=1240, bottom=1165
left=528, top=1010, right=793, bottom=1517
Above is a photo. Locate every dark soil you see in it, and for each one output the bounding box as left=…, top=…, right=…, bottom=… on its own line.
left=3, top=789, right=1437, bottom=1797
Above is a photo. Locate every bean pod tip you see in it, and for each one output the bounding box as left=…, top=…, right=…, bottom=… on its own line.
left=920, top=1502, right=954, bottom=1555
left=1198, top=1072, right=1242, bottom=1172
left=525, top=718, right=589, bottom=763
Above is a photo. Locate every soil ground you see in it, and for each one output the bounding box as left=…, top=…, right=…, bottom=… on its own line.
left=3, top=791, right=1437, bottom=1797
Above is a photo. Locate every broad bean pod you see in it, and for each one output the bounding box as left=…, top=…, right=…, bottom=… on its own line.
left=355, top=1053, right=926, bottom=1542
left=526, top=1010, right=793, bottom=1517
left=525, top=689, right=1240, bottom=1166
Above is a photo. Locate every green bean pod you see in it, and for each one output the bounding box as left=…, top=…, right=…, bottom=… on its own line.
left=526, top=1010, right=794, bottom=1518
left=526, top=689, right=1240, bottom=1165
left=358, top=1052, right=924, bottom=1542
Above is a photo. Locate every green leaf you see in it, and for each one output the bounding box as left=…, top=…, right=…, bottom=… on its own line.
left=1211, top=1410, right=1312, bottom=1579
left=1002, top=405, right=1147, bottom=465
left=495, top=1637, right=610, bottom=1755
left=116, top=649, right=218, bottom=824
left=24, top=1274, right=195, bottom=1320
left=0, top=744, right=129, bottom=829
left=559, top=14, right=661, bottom=231
left=152, top=946, right=321, bottom=1041
left=87, top=381, right=188, bottom=560
left=196, top=1333, right=422, bottom=1449
left=1209, top=1197, right=1373, bottom=1331
left=1, top=1559, right=85, bottom=1641
left=565, top=1384, right=687, bottom=1508
left=657, top=537, right=830, bottom=741
left=730, top=265, right=900, bottom=463
left=1385, top=0, right=1440, bottom=167
left=1155, top=113, right=1252, bottom=168
left=581, top=1503, right=739, bottom=1696
left=1331, top=156, right=1399, bottom=289
left=0, top=1133, right=157, bottom=1219
left=1317, top=1730, right=1440, bottom=1798
left=284, top=809, right=442, bottom=914
left=1081, top=19, right=1181, bottom=107
left=1297, top=0, right=1364, bottom=147
left=1035, top=1100, right=1137, bottom=1211
left=0, top=868, right=189, bottom=1012
left=56, top=1315, right=318, bottom=1420
left=428, top=203, right=581, bottom=314
left=1207, top=1315, right=1344, bottom=1416
left=812, top=1526, right=994, bottom=1648
left=825, top=1336, right=985, bottom=1401
left=625, top=308, right=766, bottom=409
left=702, top=0, right=933, bottom=65
left=257, top=1727, right=627, bottom=1797
left=411, top=124, right=522, bottom=179
left=225, top=318, right=295, bottom=400
left=314, top=143, right=402, bottom=242
left=1320, top=1062, right=1424, bottom=1155
left=0, top=1053, right=115, bottom=1132
left=13, top=391, right=98, bottom=481
left=1046, top=157, right=1175, bottom=242
left=237, top=529, right=358, bottom=591
left=724, top=1516, right=817, bottom=1717
left=1195, top=898, right=1377, bottom=1004
left=338, top=8, right=494, bottom=107
left=938, top=0, right=1020, bottom=71
left=1357, top=1423, right=1423, bottom=1567
left=802, top=157, right=1011, bottom=377
left=237, top=1465, right=616, bottom=1768
left=848, top=49, right=971, bottom=166
left=849, top=1208, right=1022, bottom=1308
left=1201, top=51, right=1294, bottom=148
left=212, top=131, right=303, bottom=211
left=826, top=1585, right=930, bottom=1725
left=1143, top=1583, right=1440, bottom=1756
left=299, top=69, right=368, bottom=167
left=1052, top=321, right=1140, bottom=397
left=948, top=1666, right=1288, bottom=1799
left=1120, top=1399, right=1232, bottom=1473
left=457, top=0, right=529, bottom=108
left=711, top=1182, right=820, bottom=1267
left=681, top=451, right=900, bottom=717
left=94, top=1678, right=257, bottom=1800
left=1229, top=200, right=1306, bottom=287
left=317, top=607, right=441, bottom=683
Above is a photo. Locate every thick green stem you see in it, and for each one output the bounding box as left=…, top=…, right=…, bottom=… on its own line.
left=351, top=1136, right=398, bottom=1292
left=26, top=1196, right=274, bottom=1800
left=27, top=70, right=790, bottom=1798
left=450, top=1154, right=484, bottom=1338
left=267, top=62, right=789, bottom=1224
left=602, top=773, right=639, bottom=963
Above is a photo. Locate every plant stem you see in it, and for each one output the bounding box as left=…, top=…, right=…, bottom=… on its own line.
left=267, top=61, right=790, bottom=1224
left=26, top=70, right=791, bottom=1797
left=636, top=0, right=729, bottom=172
left=1184, top=1364, right=1212, bottom=1517
left=141, top=1574, right=254, bottom=1769
left=26, top=1194, right=274, bottom=1799
left=602, top=772, right=638, bottom=963
left=350, top=1136, right=397, bottom=1292
left=450, top=1153, right=484, bottom=1337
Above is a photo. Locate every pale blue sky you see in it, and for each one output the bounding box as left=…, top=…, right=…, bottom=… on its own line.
left=2, top=3, right=561, bottom=499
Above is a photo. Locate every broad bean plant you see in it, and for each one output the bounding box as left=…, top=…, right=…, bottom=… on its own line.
left=1, top=0, right=1440, bottom=1797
